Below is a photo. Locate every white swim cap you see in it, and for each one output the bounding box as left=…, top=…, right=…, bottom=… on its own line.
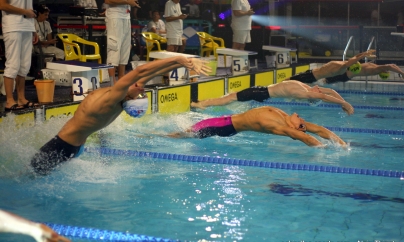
left=308, top=99, right=322, bottom=107
left=123, top=95, right=149, bottom=118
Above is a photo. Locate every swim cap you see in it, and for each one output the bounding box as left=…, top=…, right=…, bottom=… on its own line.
left=308, top=99, right=323, bottom=107
left=379, top=71, right=390, bottom=80
left=122, top=95, right=149, bottom=118
left=348, top=62, right=361, bottom=74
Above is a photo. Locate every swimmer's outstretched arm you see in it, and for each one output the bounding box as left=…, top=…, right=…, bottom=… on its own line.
left=111, top=57, right=210, bottom=101
left=305, top=122, right=347, bottom=147
left=317, top=87, right=345, bottom=101
left=344, top=49, right=376, bottom=68
left=136, top=58, right=211, bottom=87
left=164, top=129, right=196, bottom=138
left=273, top=126, right=325, bottom=147
left=383, top=64, right=404, bottom=77
left=303, top=91, right=354, bottom=115
left=362, top=63, right=404, bottom=77
left=0, top=210, right=70, bottom=242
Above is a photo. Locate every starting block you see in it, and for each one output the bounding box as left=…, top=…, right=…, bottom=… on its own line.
left=262, top=45, right=297, bottom=68
left=149, top=51, right=200, bottom=84
left=46, top=61, right=112, bottom=101
left=215, top=48, right=257, bottom=76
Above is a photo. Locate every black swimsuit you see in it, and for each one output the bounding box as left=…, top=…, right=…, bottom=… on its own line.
left=30, top=135, right=83, bottom=175
left=289, top=70, right=317, bottom=83
left=236, top=86, right=270, bottom=102
left=325, top=73, right=351, bottom=84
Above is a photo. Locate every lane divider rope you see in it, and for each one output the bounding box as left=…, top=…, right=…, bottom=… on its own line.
left=334, top=90, right=404, bottom=96
left=84, top=147, right=404, bottom=179
left=43, top=222, right=179, bottom=242
left=263, top=100, right=404, bottom=111
left=324, top=126, right=404, bottom=135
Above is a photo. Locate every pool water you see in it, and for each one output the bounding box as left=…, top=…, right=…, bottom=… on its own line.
left=0, top=92, right=403, bottom=241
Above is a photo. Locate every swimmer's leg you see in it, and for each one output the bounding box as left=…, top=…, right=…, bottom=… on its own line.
left=191, top=92, right=238, bottom=109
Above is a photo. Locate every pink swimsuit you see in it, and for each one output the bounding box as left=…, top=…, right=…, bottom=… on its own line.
left=191, top=115, right=237, bottom=139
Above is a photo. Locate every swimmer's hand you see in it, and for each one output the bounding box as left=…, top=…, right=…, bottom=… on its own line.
left=315, top=141, right=347, bottom=149
left=177, top=57, right=195, bottom=72
left=39, top=223, right=71, bottom=242
left=315, top=144, right=328, bottom=148
left=177, top=57, right=211, bottom=76
left=341, top=101, right=354, bottom=115
left=165, top=131, right=195, bottom=139
left=189, top=58, right=212, bottom=76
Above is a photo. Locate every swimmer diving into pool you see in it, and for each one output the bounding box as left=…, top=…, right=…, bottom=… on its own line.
left=320, top=63, right=404, bottom=84
left=191, top=80, right=354, bottom=115
left=30, top=56, right=211, bottom=175
left=166, top=106, right=346, bottom=147
left=285, top=49, right=376, bottom=83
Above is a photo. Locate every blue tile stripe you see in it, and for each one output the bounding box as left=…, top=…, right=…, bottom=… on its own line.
left=262, top=100, right=404, bottom=111
left=85, top=147, right=404, bottom=179
left=43, top=222, right=179, bottom=242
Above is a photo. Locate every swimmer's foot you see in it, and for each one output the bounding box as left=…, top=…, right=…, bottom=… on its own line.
left=190, top=101, right=206, bottom=110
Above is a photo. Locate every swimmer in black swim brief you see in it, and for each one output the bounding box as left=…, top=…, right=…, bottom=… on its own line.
left=324, top=72, right=350, bottom=84
left=30, top=136, right=83, bottom=175
left=236, top=86, right=270, bottom=102
left=288, top=70, right=318, bottom=84
left=29, top=57, right=211, bottom=175
left=191, top=81, right=354, bottom=115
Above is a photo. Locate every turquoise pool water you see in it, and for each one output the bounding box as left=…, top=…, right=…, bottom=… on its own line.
left=0, top=91, right=403, bottom=241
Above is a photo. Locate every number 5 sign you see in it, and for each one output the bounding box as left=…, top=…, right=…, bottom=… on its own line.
left=232, top=56, right=249, bottom=76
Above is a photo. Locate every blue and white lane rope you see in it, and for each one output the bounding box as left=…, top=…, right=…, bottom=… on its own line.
left=324, top=126, right=404, bottom=135
left=263, top=100, right=404, bottom=111
left=84, top=147, right=404, bottom=179
left=335, top=90, right=404, bottom=96
left=43, top=222, right=179, bottom=242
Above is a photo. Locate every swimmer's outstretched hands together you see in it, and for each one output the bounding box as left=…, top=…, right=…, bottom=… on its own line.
left=359, top=49, right=376, bottom=59
left=178, top=57, right=212, bottom=76
left=345, top=49, right=376, bottom=68
left=191, top=58, right=212, bottom=76
left=341, top=101, right=354, bottom=115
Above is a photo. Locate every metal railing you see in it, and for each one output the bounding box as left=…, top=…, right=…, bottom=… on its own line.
left=343, top=36, right=355, bottom=61
left=365, top=36, right=376, bottom=89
